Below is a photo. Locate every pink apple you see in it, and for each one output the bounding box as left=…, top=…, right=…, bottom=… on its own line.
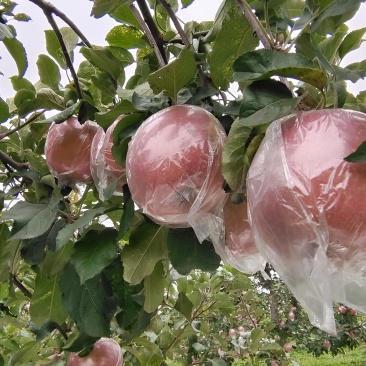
left=288, top=311, right=295, bottom=321
left=228, top=328, right=237, bottom=338
left=283, top=343, right=293, bottom=352
left=338, top=306, right=347, bottom=314
left=126, top=105, right=227, bottom=227
left=67, top=338, right=123, bottom=366
left=323, top=340, right=331, bottom=348
left=45, top=116, right=102, bottom=185
left=91, top=116, right=126, bottom=200
left=349, top=308, right=357, bottom=315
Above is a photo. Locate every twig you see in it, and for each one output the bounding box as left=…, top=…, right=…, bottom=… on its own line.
left=12, top=275, right=33, bottom=298
left=28, top=0, right=92, bottom=48
left=54, top=322, right=69, bottom=340
left=235, top=0, right=274, bottom=49
left=135, top=0, right=168, bottom=64
left=0, top=110, right=45, bottom=141
left=129, top=4, right=167, bottom=67
left=0, top=151, right=29, bottom=171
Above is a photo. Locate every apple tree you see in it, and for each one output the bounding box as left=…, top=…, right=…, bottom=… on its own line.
left=0, top=0, right=366, bottom=365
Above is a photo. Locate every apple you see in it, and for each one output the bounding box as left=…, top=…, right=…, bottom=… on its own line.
left=91, top=116, right=126, bottom=200
left=67, top=338, right=123, bottom=366
left=228, top=328, right=237, bottom=338
left=349, top=308, right=357, bottom=315
left=323, top=340, right=331, bottom=349
left=45, top=116, right=102, bottom=185
left=283, top=343, right=293, bottom=353
left=279, top=321, right=285, bottom=329
left=126, top=105, right=227, bottom=227
left=288, top=311, right=295, bottom=321
left=246, top=109, right=366, bottom=332
left=338, top=305, right=347, bottom=314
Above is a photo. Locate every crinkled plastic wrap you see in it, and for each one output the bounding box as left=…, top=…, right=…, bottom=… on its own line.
left=45, top=117, right=102, bottom=187
left=246, top=108, right=366, bottom=335
left=126, top=105, right=227, bottom=241
left=211, top=196, right=266, bottom=274
left=91, top=117, right=126, bottom=201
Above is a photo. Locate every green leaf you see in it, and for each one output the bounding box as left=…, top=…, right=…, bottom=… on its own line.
left=122, top=223, right=168, bottom=285
left=339, top=27, right=366, bottom=60
left=3, top=37, right=27, bottom=77
left=1, top=193, right=61, bottom=240
left=174, top=292, right=194, bottom=321
left=240, top=79, right=293, bottom=118
left=181, top=0, right=195, bottom=7
left=71, top=228, right=118, bottom=284
left=106, top=24, right=147, bottom=49
left=55, top=207, right=107, bottom=250
left=45, top=27, right=78, bottom=69
left=30, top=270, right=68, bottom=327
left=36, top=54, right=61, bottom=90
left=111, top=5, right=143, bottom=29
left=36, top=88, right=65, bottom=110
left=0, top=223, right=12, bottom=281
left=92, top=0, right=130, bottom=18
left=210, top=16, right=259, bottom=90
left=80, top=47, right=121, bottom=80
left=40, top=101, right=80, bottom=125
left=10, top=76, right=35, bottom=92
left=10, top=341, right=40, bottom=366
left=144, top=260, right=165, bottom=313
left=344, top=141, right=366, bottom=164
left=95, top=100, right=136, bottom=129
left=167, top=228, right=221, bottom=275
left=59, top=263, right=117, bottom=337
left=222, top=98, right=300, bottom=192
left=0, top=23, right=13, bottom=40
left=148, top=48, right=196, bottom=101
left=209, top=358, right=229, bottom=366
left=233, top=49, right=328, bottom=90
left=118, top=185, right=135, bottom=240
left=0, top=98, right=9, bottom=123
left=318, top=25, right=347, bottom=62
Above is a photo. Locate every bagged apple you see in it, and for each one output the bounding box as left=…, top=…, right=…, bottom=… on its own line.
left=45, top=116, right=102, bottom=187
left=126, top=105, right=227, bottom=241
left=91, top=116, right=126, bottom=201
left=246, top=108, right=366, bottom=334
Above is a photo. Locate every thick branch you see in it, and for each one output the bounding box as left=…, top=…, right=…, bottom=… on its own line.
left=129, top=4, right=166, bottom=67
left=135, top=0, right=168, bottom=64
left=235, top=0, right=274, bottom=49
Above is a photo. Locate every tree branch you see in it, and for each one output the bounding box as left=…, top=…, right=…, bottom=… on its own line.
left=12, top=275, right=33, bottom=298
left=235, top=0, right=274, bottom=49
left=0, top=151, right=29, bottom=171
left=135, top=0, right=168, bottom=64
left=129, top=4, right=167, bottom=67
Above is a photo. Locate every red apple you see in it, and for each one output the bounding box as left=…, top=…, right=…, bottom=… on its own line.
left=283, top=343, right=293, bottom=353
left=45, top=117, right=102, bottom=185
left=247, top=109, right=366, bottom=333
left=323, top=340, right=331, bottom=349
left=126, top=105, right=227, bottom=227
left=228, top=328, right=237, bottom=338
left=288, top=311, right=295, bottom=321
left=349, top=308, right=357, bottom=315
left=338, top=305, right=347, bottom=314
left=91, top=116, right=126, bottom=200
left=67, top=338, right=123, bottom=366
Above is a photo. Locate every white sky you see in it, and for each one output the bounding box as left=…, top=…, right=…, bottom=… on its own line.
left=0, top=0, right=365, bottom=99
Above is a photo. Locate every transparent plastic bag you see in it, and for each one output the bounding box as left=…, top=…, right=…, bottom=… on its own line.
left=246, top=109, right=366, bottom=334
left=91, top=117, right=126, bottom=201
left=45, top=117, right=102, bottom=187
left=126, top=105, right=227, bottom=241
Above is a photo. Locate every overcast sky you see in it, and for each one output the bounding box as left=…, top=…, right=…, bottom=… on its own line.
left=0, top=0, right=365, bottom=99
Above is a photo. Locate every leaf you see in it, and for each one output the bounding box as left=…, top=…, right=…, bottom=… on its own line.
left=71, top=228, right=118, bottom=284
left=122, top=223, right=168, bottom=285
left=222, top=98, right=300, bottom=192
left=10, top=76, right=35, bottom=92
left=92, top=0, right=131, bottom=18
left=95, top=100, right=136, bottom=129
left=181, top=0, right=195, bottom=7
left=0, top=98, right=9, bottom=123
left=240, top=79, right=293, bottom=118
left=0, top=23, right=13, bottom=40
left=110, top=5, right=143, bottom=30
left=144, top=261, right=165, bottom=313
left=80, top=47, right=122, bottom=80
left=148, top=48, right=197, bottom=101
left=3, top=37, right=27, bottom=77
left=118, top=185, right=135, bottom=240
left=45, top=27, right=78, bottom=69
left=36, top=88, right=66, bottom=110
left=1, top=193, right=61, bottom=240
left=233, top=49, right=328, bottom=90
left=55, top=207, right=107, bottom=250
left=30, top=270, right=68, bottom=327
left=174, top=292, right=193, bottom=321
left=10, top=341, right=40, bottom=366
left=209, top=358, right=229, bottom=366
left=36, top=54, right=61, bottom=90
left=209, top=16, right=259, bottom=90
left=59, top=263, right=117, bottom=337
left=344, top=141, right=366, bottom=164
left=339, top=27, right=366, bottom=60
left=0, top=223, right=12, bottom=281
left=106, top=24, right=147, bottom=49
left=167, top=228, right=221, bottom=275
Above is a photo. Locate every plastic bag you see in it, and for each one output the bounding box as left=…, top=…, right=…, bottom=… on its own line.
left=211, top=195, right=266, bottom=274
left=246, top=108, right=366, bottom=335
left=126, top=105, right=227, bottom=241
left=91, top=117, right=126, bottom=201
left=45, top=117, right=102, bottom=187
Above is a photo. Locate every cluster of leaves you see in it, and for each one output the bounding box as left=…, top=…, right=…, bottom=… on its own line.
left=0, top=0, right=365, bottom=365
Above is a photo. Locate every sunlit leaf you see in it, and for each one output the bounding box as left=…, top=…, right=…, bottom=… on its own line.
left=92, top=0, right=131, bottom=18
left=106, top=24, right=148, bottom=49
left=36, top=54, right=61, bottom=90
left=3, top=37, right=27, bottom=77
